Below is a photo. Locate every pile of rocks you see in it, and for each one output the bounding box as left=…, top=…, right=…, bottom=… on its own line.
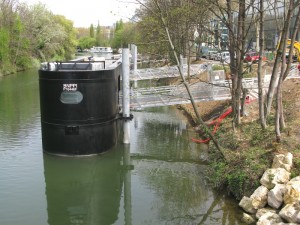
left=239, top=152, right=300, bottom=224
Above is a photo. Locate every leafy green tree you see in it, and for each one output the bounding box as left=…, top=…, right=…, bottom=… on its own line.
left=78, top=36, right=96, bottom=50
left=96, top=21, right=101, bottom=46
left=54, top=15, right=78, bottom=60
left=90, top=24, right=94, bottom=38
left=0, top=27, right=10, bottom=71
left=112, top=20, right=136, bottom=49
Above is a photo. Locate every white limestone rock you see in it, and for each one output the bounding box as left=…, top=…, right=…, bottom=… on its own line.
left=239, top=196, right=257, bottom=214
left=257, top=211, right=283, bottom=225
left=241, top=212, right=256, bottom=224
left=260, top=168, right=291, bottom=189
left=272, top=153, right=293, bottom=172
left=268, top=184, right=287, bottom=209
left=250, top=185, right=268, bottom=209
left=284, top=179, right=300, bottom=205
left=256, top=207, right=278, bottom=219
left=279, top=202, right=300, bottom=223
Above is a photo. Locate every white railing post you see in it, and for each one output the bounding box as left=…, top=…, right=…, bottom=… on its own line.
left=122, top=48, right=130, bottom=144
left=131, top=44, right=138, bottom=74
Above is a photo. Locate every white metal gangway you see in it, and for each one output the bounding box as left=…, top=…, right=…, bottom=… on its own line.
left=128, top=82, right=231, bottom=110
left=125, top=70, right=300, bottom=110
left=122, top=47, right=300, bottom=110
left=129, top=64, right=208, bottom=81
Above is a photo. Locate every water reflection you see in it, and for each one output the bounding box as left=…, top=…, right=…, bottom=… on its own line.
left=43, top=148, right=124, bottom=225
left=0, top=70, right=39, bottom=140
left=0, top=70, right=246, bottom=225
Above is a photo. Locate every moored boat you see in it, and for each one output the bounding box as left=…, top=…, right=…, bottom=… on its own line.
left=38, top=60, right=121, bottom=156
left=90, top=46, right=113, bottom=53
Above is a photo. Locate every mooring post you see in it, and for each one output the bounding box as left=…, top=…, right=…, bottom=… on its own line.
left=122, top=48, right=130, bottom=144
left=123, top=144, right=132, bottom=225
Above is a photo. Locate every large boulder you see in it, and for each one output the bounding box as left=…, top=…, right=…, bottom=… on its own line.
left=250, top=185, right=269, bottom=209
left=241, top=212, right=256, bottom=224
left=257, top=211, right=283, bottom=225
left=256, top=207, right=277, bottom=219
left=272, top=153, right=293, bottom=172
left=260, top=168, right=291, bottom=189
left=239, top=196, right=257, bottom=214
left=279, top=202, right=300, bottom=223
left=283, top=177, right=300, bottom=205
left=268, top=184, right=287, bottom=209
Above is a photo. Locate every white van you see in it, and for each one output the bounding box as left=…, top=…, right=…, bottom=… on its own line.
left=220, top=51, right=230, bottom=63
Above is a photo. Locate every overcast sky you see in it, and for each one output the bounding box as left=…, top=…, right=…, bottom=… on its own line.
left=22, top=0, right=139, bottom=27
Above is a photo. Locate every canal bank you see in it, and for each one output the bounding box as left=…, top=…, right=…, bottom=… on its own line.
left=179, top=78, right=300, bottom=206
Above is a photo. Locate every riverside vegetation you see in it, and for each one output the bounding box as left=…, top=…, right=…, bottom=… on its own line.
left=180, top=71, right=300, bottom=205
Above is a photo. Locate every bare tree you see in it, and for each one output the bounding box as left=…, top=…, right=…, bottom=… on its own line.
left=265, top=0, right=299, bottom=118
left=203, top=0, right=257, bottom=129
left=257, top=0, right=266, bottom=129
left=137, top=0, right=226, bottom=159
left=275, top=1, right=300, bottom=141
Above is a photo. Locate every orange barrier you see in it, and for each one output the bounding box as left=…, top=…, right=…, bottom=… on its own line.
left=191, top=97, right=253, bottom=143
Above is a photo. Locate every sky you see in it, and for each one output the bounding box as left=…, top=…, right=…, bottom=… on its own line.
left=22, top=0, right=140, bottom=27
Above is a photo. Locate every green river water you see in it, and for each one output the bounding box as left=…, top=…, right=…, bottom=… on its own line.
left=0, top=69, right=246, bottom=225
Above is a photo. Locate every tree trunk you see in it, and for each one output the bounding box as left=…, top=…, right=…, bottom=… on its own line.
left=275, top=2, right=300, bottom=140
left=225, top=0, right=238, bottom=130
left=265, top=2, right=294, bottom=117
left=233, top=0, right=246, bottom=127
left=258, top=0, right=267, bottom=129
left=275, top=58, right=285, bottom=141
left=240, top=88, right=247, bottom=116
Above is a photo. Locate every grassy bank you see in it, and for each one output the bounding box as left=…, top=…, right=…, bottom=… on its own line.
left=0, top=58, right=40, bottom=77
left=181, top=78, right=300, bottom=200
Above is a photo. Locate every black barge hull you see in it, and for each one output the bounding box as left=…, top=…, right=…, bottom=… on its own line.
left=39, top=63, right=121, bottom=156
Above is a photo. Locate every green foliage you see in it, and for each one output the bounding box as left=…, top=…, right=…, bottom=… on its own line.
left=90, top=24, right=94, bottom=38
left=78, top=37, right=96, bottom=50
left=0, top=27, right=10, bottom=69
left=243, top=72, right=256, bottom=78
left=226, top=171, right=247, bottom=200
left=54, top=15, right=78, bottom=60
left=291, top=158, right=300, bottom=178
left=0, top=1, right=78, bottom=73
left=111, top=22, right=137, bottom=49
left=212, top=64, right=230, bottom=73
left=115, top=19, right=124, bottom=32
left=96, top=22, right=101, bottom=46
left=241, top=121, right=273, bottom=147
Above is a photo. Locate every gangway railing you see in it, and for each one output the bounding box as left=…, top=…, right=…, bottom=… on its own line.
left=120, top=82, right=231, bottom=110
left=122, top=76, right=279, bottom=110
left=122, top=60, right=299, bottom=110
left=130, top=64, right=208, bottom=81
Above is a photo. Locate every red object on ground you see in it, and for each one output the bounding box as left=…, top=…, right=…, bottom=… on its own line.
left=191, top=97, right=253, bottom=144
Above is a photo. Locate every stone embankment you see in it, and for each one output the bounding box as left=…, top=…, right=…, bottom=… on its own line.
left=239, top=152, right=300, bottom=224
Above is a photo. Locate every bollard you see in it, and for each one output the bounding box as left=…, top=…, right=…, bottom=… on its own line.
left=122, top=48, right=130, bottom=144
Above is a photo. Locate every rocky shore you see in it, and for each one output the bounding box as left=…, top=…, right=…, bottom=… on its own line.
left=239, top=152, right=300, bottom=224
